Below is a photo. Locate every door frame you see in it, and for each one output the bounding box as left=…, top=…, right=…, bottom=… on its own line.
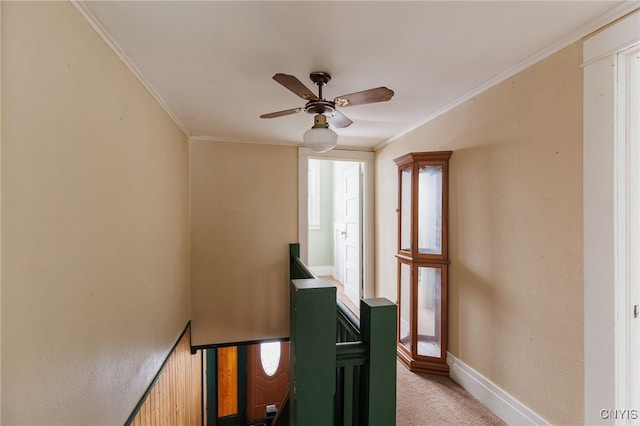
left=206, top=346, right=247, bottom=426
left=298, top=148, right=375, bottom=299
left=583, top=10, right=640, bottom=425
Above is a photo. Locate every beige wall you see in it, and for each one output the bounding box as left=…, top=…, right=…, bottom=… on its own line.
left=375, top=44, right=583, bottom=424
left=0, top=2, right=4, bottom=418
left=189, top=140, right=297, bottom=347
left=1, top=2, right=190, bottom=424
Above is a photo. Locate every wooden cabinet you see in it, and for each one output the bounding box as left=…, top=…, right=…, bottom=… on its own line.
left=394, top=151, right=452, bottom=375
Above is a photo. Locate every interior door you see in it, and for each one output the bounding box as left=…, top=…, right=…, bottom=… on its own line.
left=343, top=163, right=362, bottom=308
left=246, top=341, right=290, bottom=423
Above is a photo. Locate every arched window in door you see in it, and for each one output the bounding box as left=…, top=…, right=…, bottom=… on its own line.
left=259, top=342, right=281, bottom=376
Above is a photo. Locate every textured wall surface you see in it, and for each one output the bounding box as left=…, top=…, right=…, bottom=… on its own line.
left=375, top=43, right=583, bottom=424
left=1, top=2, right=190, bottom=423
left=190, top=140, right=297, bottom=346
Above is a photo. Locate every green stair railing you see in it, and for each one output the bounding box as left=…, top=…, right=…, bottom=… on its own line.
left=289, top=243, right=397, bottom=426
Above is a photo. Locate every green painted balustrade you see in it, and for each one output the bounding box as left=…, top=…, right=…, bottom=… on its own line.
left=289, top=244, right=397, bottom=426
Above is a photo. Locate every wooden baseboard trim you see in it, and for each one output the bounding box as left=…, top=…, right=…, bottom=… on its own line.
left=446, top=352, right=549, bottom=425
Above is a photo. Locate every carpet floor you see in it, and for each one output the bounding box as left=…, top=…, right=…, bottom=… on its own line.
left=396, top=361, right=506, bottom=425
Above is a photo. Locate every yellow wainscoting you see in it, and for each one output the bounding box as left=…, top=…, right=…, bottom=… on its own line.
left=130, top=325, right=202, bottom=425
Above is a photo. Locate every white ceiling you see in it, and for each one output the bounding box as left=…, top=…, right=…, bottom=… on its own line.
left=78, top=1, right=635, bottom=151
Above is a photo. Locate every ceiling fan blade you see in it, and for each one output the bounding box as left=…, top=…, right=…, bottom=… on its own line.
left=328, top=110, right=353, bottom=128
left=260, top=107, right=303, bottom=119
left=273, top=74, right=318, bottom=101
left=334, top=87, right=394, bottom=107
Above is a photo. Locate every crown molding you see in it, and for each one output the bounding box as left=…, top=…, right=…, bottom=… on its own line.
left=189, top=135, right=299, bottom=147
left=375, top=1, right=640, bottom=152
left=189, top=136, right=374, bottom=152
left=70, top=0, right=191, bottom=138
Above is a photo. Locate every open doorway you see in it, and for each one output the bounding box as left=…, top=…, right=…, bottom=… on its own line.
left=298, top=148, right=375, bottom=317
left=206, top=341, right=290, bottom=426
left=307, top=159, right=362, bottom=312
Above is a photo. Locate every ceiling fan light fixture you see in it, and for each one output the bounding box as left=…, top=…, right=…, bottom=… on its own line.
left=303, top=114, right=337, bottom=153
left=261, top=72, right=394, bottom=150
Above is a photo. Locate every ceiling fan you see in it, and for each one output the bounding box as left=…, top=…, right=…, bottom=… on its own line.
left=260, top=72, right=394, bottom=152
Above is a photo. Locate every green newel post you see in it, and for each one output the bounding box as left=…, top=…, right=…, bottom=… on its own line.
left=290, top=278, right=337, bottom=425
left=360, top=298, right=398, bottom=426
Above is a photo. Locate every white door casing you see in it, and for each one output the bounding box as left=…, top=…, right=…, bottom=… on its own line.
left=583, top=10, right=640, bottom=425
left=620, top=45, right=640, bottom=423
left=298, top=148, right=375, bottom=300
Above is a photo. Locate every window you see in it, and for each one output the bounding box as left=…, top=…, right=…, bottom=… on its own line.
left=259, top=342, right=281, bottom=377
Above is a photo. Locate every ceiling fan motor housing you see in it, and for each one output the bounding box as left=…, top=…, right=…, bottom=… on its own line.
left=306, top=72, right=335, bottom=116
left=305, top=99, right=336, bottom=116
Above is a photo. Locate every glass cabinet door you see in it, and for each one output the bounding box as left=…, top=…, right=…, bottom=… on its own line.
left=417, top=165, right=443, bottom=255
left=398, top=261, right=411, bottom=353
left=399, top=167, right=412, bottom=253
left=416, top=266, right=442, bottom=358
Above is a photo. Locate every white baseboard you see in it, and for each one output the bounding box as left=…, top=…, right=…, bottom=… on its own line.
left=447, top=352, right=550, bottom=426
left=309, top=266, right=333, bottom=277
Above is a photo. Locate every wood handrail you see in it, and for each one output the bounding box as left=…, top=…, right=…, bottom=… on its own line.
left=291, top=256, right=316, bottom=279
left=337, top=300, right=360, bottom=333
left=271, top=383, right=290, bottom=426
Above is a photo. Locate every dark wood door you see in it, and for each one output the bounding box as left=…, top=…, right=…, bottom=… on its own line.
left=246, top=341, right=290, bottom=423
